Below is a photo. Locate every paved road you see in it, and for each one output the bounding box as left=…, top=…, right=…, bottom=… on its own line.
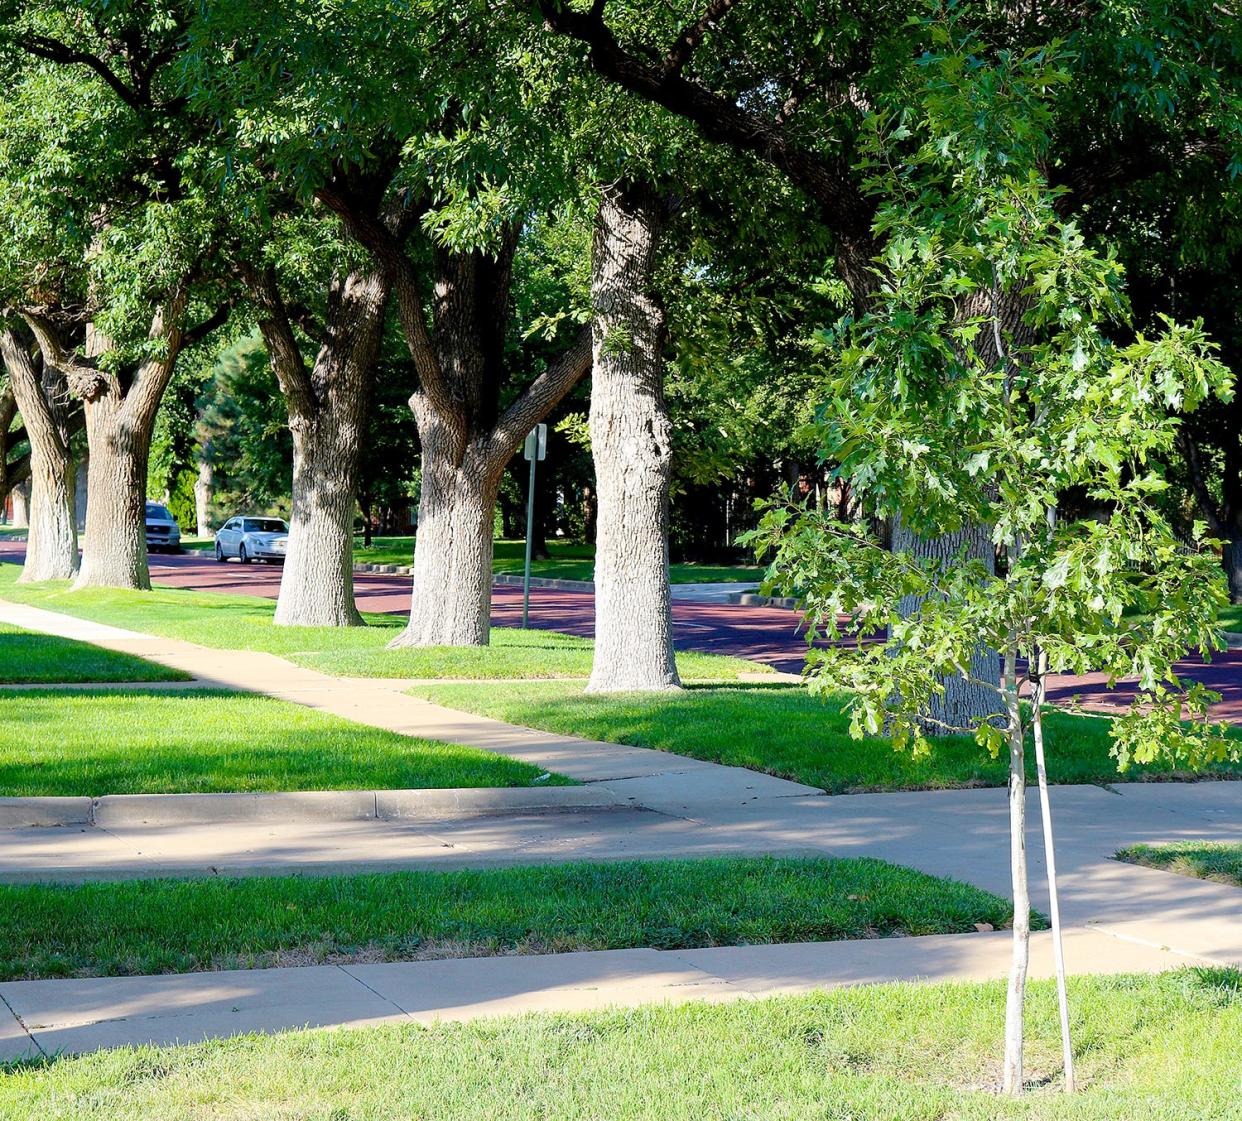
left=7, top=541, right=1242, bottom=720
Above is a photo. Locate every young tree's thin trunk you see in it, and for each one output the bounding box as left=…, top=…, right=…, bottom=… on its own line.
left=194, top=456, right=213, bottom=538
left=892, top=519, right=1004, bottom=729
left=587, top=183, right=680, bottom=693
left=1001, top=645, right=1030, bottom=1096
left=248, top=265, right=390, bottom=628
left=0, top=329, right=79, bottom=581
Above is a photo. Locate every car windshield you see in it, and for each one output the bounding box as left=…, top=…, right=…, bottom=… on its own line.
left=243, top=519, right=287, bottom=534
left=145, top=504, right=173, bottom=520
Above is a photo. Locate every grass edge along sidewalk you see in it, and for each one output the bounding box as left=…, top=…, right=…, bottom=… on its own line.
left=0, top=856, right=1020, bottom=980
left=0, top=688, right=570, bottom=796
left=410, top=680, right=1242, bottom=793
left=1116, top=842, right=1242, bottom=888
left=2, top=971, right=1238, bottom=1119
left=0, top=567, right=766, bottom=681
left=0, top=623, right=188, bottom=684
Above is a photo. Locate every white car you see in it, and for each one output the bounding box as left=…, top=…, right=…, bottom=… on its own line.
left=214, top=516, right=290, bottom=564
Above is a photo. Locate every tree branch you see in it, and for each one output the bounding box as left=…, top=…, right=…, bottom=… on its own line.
left=239, top=266, right=317, bottom=421
left=662, top=0, right=737, bottom=77
left=10, top=32, right=144, bottom=111
left=181, top=303, right=232, bottom=350
left=482, top=322, right=593, bottom=476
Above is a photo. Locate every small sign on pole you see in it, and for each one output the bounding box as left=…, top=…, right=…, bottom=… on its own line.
left=522, top=424, right=547, bottom=628
left=524, top=423, right=547, bottom=462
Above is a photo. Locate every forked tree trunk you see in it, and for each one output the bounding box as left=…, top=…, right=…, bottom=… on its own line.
left=1001, top=647, right=1030, bottom=1095
left=892, top=518, right=1004, bottom=730
left=1, top=330, right=79, bottom=580
left=194, top=456, right=213, bottom=538
left=75, top=391, right=153, bottom=590
left=248, top=265, right=389, bottom=628
left=587, top=183, right=680, bottom=693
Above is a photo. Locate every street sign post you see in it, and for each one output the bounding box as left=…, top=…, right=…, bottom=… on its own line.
left=522, top=424, right=547, bottom=629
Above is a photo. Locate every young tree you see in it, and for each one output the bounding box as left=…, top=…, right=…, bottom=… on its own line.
left=746, top=36, right=1237, bottom=1093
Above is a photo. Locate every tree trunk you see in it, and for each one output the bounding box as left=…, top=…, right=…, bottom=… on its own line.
left=75, top=391, right=152, bottom=590
left=1224, top=526, right=1242, bottom=605
left=194, top=456, right=213, bottom=538
left=587, top=183, right=680, bottom=693
left=74, top=455, right=88, bottom=531
left=891, top=518, right=1004, bottom=730
left=0, top=330, right=79, bottom=580
left=393, top=407, right=498, bottom=646
left=8, top=478, right=29, bottom=528
left=248, top=265, right=389, bottom=628
left=1001, top=647, right=1030, bottom=1095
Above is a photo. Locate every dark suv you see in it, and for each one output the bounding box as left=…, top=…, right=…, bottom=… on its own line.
left=145, top=502, right=182, bottom=554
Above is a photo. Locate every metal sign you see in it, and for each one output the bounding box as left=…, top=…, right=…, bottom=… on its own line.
left=524, top=423, right=547, bottom=462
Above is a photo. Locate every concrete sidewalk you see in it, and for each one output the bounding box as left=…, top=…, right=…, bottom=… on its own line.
left=0, top=927, right=1209, bottom=1060
left=3, top=599, right=1239, bottom=1060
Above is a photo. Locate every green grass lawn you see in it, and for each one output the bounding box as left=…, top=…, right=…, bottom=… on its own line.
left=1117, top=842, right=1242, bottom=888
left=1217, top=604, right=1242, bottom=632
left=0, top=567, right=762, bottom=680
left=411, top=681, right=1242, bottom=793
left=349, top=535, right=763, bottom=584
left=4, top=971, right=1238, bottom=1119
left=0, top=624, right=187, bottom=684
left=1, top=689, right=567, bottom=796
left=0, top=856, right=1015, bottom=980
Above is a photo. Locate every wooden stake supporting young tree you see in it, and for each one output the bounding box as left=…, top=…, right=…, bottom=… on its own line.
left=744, top=30, right=1239, bottom=1096
left=1030, top=648, right=1076, bottom=1093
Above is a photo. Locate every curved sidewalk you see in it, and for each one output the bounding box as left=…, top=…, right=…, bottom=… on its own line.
left=1, top=599, right=1239, bottom=1059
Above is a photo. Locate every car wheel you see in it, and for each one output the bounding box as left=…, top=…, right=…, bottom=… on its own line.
left=239, top=543, right=251, bottom=565
left=215, top=543, right=225, bottom=563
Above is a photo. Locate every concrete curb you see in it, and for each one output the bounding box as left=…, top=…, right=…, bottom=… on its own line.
left=725, top=591, right=800, bottom=610
left=0, top=786, right=624, bottom=829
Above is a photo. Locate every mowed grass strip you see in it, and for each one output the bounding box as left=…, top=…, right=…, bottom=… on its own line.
left=3, top=971, right=1239, bottom=1119
left=1117, top=842, right=1242, bottom=888
left=411, top=681, right=1242, bottom=793
left=0, top=857, right=1016, bottom=980
left=1, top=689, right=568, bottom=796
left=0, top=567, right=764, bottom=680
left=0, top=624, right=187, bottom=684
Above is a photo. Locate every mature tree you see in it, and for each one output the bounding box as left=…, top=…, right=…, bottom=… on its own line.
left=539, top=0, right=1242, bottom=724
left=748, top=35, right=1236, bottom=1093
left=0, top=5, right=231, bottom=589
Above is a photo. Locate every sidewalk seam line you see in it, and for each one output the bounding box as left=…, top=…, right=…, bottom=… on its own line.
left=0, top=989, right=46, bottom=1058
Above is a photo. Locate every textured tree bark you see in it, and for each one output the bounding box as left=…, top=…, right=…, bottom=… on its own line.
left=8, top=479, right=29, bottom=527
left=76, top=390, right=151, bottom=589
left=253, top=266, right=389, bottom=628
left=891, top=518, right=1004, bottom=729
left=194, top=456, right=213, bottom=538
left=61, top=300, right=191, bottom=591
left=0, top=329, right=79, bottom=581
left=386, top=243, right=594, bottom=649
left=1001, top=648, right=1031, bottom=1095
left=587, top=184, right=680, bottom=693
left=401, top=408, right=499, bottom=646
